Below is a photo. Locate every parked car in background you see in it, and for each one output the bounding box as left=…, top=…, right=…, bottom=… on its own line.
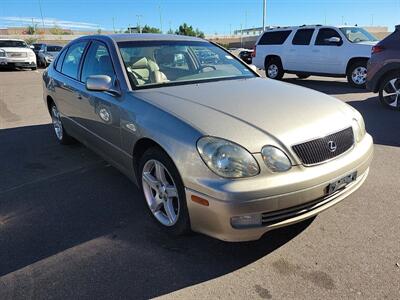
left=0, top=39, right=37, bottom=70
left=43, top=34, right=373, bottom=242
left=239, top=49, right=253, bottom=64
left=38, top=44, right=63, bottom=67
left=252, top=25, right=379, bottom=87
left=367, top=25, right=400, bottom=110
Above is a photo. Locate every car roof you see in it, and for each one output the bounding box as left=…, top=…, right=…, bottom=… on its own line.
left=79, top=33, right=206, bottom=43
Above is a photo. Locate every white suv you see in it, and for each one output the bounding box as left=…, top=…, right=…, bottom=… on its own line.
left=252, top=25, right=379, bottom=87
left=0, top=39, right=37, bottom=70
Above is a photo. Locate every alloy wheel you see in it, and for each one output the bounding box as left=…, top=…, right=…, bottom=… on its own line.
left=351, top=66, right=367, bottom=85
left=142, top=159, right=180, bottom=226
left=382, top=77, right=400, bottom=108
left=51, top=105, right=63, bottom=140
left=267, top=64, right=279, bottom=79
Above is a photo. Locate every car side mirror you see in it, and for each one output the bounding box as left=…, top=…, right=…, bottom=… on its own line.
left=29, top=45, right=35, bottom=49
left=325, top=37, right=342, bottom=46
left=86, top=75, right=120, bottom=96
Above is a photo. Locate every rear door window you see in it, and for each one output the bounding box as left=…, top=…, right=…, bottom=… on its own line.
left=292, top=29, right=315, bottom=45
left=258, top=30, right=292, bottom=45
left=55, top=47, right=68, bottom=72
left=61, top=41, right=87, bottom=79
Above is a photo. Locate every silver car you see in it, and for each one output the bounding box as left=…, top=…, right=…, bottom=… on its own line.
left=42, top=34, right=373, bottom=241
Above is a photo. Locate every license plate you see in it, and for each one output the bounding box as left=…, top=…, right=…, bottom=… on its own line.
left=327, top=171, right=357, bottom=195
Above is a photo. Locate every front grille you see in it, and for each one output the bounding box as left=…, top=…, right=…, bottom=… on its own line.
left=292, top=127, right=354, bottom=165
left=6, top=52, right=27, bottom=58
left=261, top=191, right=340, bottom=226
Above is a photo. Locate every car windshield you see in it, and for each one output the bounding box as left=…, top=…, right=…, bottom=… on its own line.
left=0, top=40, right=28, bottom=48
left=33, top=44, right=44, bottom=50
left=339, top=27, right=378, bottom=43
left=118, top=40, right=255, bottom=88
left=47, top=46, right=62, bottom=52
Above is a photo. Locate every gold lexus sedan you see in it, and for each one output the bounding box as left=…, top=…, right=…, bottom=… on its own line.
left=42, top=34, right=373, bottom=241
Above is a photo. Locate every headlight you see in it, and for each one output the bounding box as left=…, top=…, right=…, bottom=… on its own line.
left=197, top=136, right=260, bottom=178
left=352, top=116, right=366, bottom=143
left=261, top=146, right=292, bottom=172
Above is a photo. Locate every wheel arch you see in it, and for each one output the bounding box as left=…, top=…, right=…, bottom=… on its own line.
left=46, top=95, right=54, bottom=115
left=264, top=54, right=282, bottom=67
left=346, top=57, right=369, bottom=74
left=375, top=65, right=400, bottom=92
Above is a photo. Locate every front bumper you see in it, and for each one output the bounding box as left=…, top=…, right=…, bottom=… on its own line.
left=185, top=134, right=373, bottom=242
left=0, top=57, right=37, bottom=68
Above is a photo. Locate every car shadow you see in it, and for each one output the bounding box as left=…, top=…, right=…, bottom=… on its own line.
left=347, top=95, right=400, bottom=147
left=282, top=77, right=367, bottom=95
left=0, top=124, right=312, bottom=299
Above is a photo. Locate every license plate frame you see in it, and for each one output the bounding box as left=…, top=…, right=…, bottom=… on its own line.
left=327, top=171, right=357, bottom=195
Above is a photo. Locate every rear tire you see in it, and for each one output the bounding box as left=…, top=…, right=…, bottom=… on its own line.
left=138, top=147, right=191, bottom=236
left=50, top=102, right=75, bottom=144
left=378, top=71, right=400, bottom=111
left=265, top=57, right=284, bottom=80
left=347, top=61, right=367, bottom=88
left=31, top=67, right=37, bottom=71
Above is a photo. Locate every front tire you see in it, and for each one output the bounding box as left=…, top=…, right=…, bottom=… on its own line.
left=265, top=58, right=284, bottom=80
left=138, top=147, right=191, bottom=236
left=347, top=61, right=367, bottom=88
left=378, top=71, right=400, bottom=111
left=50, top=102, right=74, bottom=144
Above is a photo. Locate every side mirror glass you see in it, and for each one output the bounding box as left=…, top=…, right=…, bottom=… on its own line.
left=29, top=45, right=35, bottom=49
left=86, top=75, right=120, bottom=96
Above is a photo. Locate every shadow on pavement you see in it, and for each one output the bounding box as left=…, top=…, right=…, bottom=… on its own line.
left=283, top=77, right=366, bottom=95
left=348, top=96, right=400, bottom=147
left=0, top=124, right=312, bottom=299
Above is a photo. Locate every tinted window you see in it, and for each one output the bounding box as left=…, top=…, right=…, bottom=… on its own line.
left=0, top=40, right=28, bottom=48
left=61, top=41, right=87, bottom=79
left=81, top=41, right=115, bottom=82
left=55, top=47, right=68, bottom=72
left=315, top=29, right=342, bottom=46
left=47, top=46, right=62, bottom=52
left=292, top=29, right=314, bottom=45
left=258, top=30, right=292, bottom=45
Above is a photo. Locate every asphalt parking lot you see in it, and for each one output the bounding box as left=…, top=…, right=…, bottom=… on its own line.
left=0, top=68, right=399, bottom=300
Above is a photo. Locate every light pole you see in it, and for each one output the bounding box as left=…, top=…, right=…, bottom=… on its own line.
left=262, top=0, right=266, bottom=31
left=136, top=14, right=142, bottom=33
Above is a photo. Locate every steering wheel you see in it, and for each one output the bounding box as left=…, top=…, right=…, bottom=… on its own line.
left=197, top=65, right=217, bottom=73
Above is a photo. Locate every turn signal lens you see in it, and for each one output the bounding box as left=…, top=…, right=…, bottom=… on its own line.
left=191, top=195, right=209, bottom=206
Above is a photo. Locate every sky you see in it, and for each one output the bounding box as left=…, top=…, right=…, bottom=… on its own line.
left=1, top=0, right=399, bottom=35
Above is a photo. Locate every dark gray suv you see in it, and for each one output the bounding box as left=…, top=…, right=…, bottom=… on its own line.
left=367, top=25, right=400, bottom=110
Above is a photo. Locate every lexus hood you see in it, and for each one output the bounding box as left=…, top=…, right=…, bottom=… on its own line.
left=135, top=77, right=356, bottom=153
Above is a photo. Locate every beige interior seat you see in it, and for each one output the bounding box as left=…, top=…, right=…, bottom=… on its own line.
left=127, top=57, right=168, bottom=86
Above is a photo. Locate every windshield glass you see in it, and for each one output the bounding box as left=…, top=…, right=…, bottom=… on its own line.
left=33, top=43, right=44, bottom=50
left=47, top=46, right=62, bottom=52
left=339, top=27, right=378, bottom=43
left=118, top=40, right=255, bottom=88
left=0, top=40, right=28, bottom=48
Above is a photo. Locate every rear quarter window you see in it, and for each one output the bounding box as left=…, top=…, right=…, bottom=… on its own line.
left=292, top=29, right=315, bottom=45
left=258, top=30, right=292, bottom=45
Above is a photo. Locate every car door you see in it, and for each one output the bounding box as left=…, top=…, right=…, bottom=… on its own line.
left=54, top=41, right=88, bottom=127
left=285, top=28, right=315, bottom=72
left=312, top=28, right=346, bottom=74
left=75, top=40, right=124, bottom=165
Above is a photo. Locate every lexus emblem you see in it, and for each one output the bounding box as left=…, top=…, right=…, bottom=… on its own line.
left=328, top=140, right=337, bottom=152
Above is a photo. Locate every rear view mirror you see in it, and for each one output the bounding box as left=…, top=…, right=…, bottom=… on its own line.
left=86, top=75, right=120, bottom=96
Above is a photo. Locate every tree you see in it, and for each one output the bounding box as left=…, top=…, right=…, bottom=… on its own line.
left=141, top=25, right=162, bottom=34
left=26, top=24, right=37, bottom=35
left=175, top=23, right=204, bottom=38
left=167, top=28, right=174, bottom=34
